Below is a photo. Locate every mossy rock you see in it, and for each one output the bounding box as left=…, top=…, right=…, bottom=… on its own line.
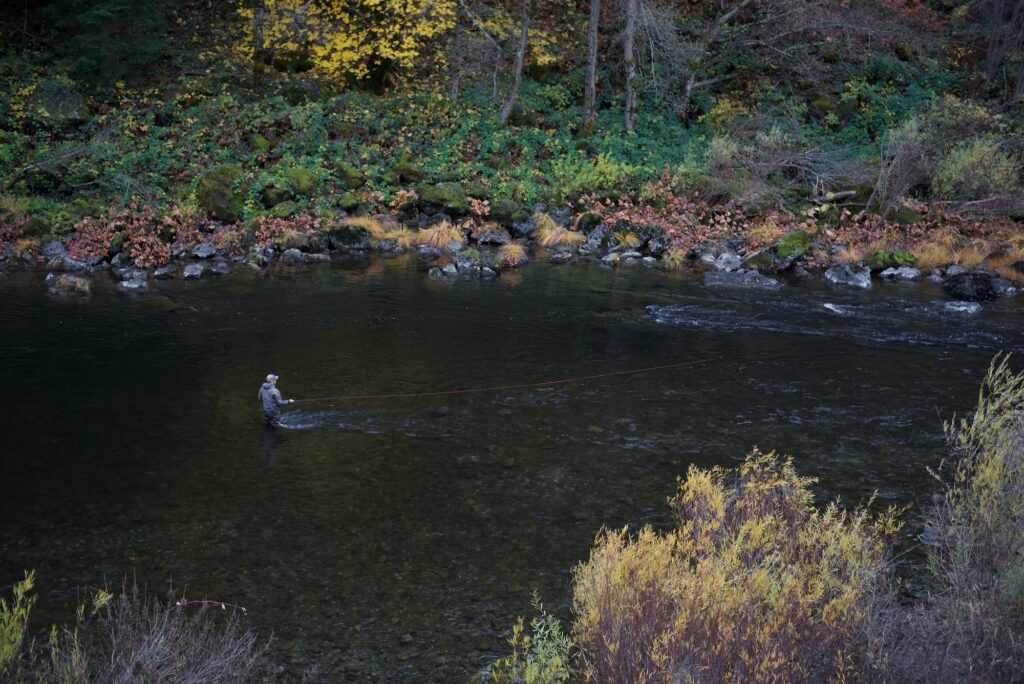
left=393, top=161, right=427, bottom=184
left=197, top=165, right=246, bottom=222
left=775, top=230, right=813, bottom=259
left=110, top=232, right=127, bottom=250
left=29, top=80, right=86, bottom=123
left=889, top=207, right=922, bottom=226
left=261, top=185, right=294, bottom=209
left=337, top=193, right=360, bottom=211
left=21, top=216, right=51, bottom=237
left=866, top=250, right=917, bottom=271
left=464, top=182, right=490, bottom=200
left=287, top=168, right=318, bottom=197
left=252, top=135, right=273, bottom=154
left=270, top=201, right=299, bottom=219
left=490, top=199, right=528, bottom=225
left=420, top=182, right=468, bottom=214
left=576, top=213, right=602, bottom=233
left=744, top=249, right=779, bottom=273
left=808, top=97, right=832, bottom=119
left=335, top=160, right=367, bottom=189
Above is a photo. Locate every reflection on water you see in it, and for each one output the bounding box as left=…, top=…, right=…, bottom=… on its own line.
left=1, top=260, right=1023, bottom=681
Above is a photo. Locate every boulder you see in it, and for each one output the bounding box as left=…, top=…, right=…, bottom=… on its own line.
left=117, top=278, right=149, bottom=293
left=548, top=207, right=573, bottom=228
left=327, top=225, right=371, bottom=251
left=549, top=252, right=573, bottom=265
left=41, top=240, right=67, bottom=259
left=197, top=165, right=245, bottom=222
left=715, top=253, right=743, bottom=272
left=304, top=253, right=330, bottom=264
left=943, top=272, right=996, bottom=302
left=490, top=199, right=528, bottom=226
left=581, top=227, right=614, bottom=255
left=442, top=263, right=458, bottom=277
left=270, top=201, right=299, bottom=219
left=825, top=263, right=872, bottom=290
left=601, top=253, right=621, bottom=267
left=335, top=160, right=367, bottom=189
left=153, top=264, right=177, bottom=279
left=46, top=273, right=91, bottom=297
left=393, top=159, right=427, bottom=184
left=879, top=266, right=921, bottom=280
left=945, top=265, right=967, bottom=277
left=261, top=186, right=293, bottom=209
left=420, top=183, right=468, bottom=215
left=209, top=260, right=231, bottom=276
left=775, top=230, right=813, bottom=259
left=183, top=263, right=206, bottom=279
left=704, top=269, right=783, bottom=291
left=455, top=249, right=481, bottom=275
left=475, top=226, right=511, bottom=246
left=991, top=277, right=1018, bottom=297
left=286, top=168, right=318, bottom=197
left=280, top=248, right=304, bottom=263
left=943, top=301, right=982, bottom=315
left=193, top=242, right=217, bottom=259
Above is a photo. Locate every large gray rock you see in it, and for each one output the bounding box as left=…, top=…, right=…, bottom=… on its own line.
left=183, top=263, right=206, bottom=279
left=46, top=273, right=91, bottom=297
left=943, top=301, right=982, bottom=315
left=153, top=263, right=178, bottom=279
left=704, top=269, right=782, bottom=291
left=192, top=242, right=217, bottom=259
left=42, top=241, right=67, bottom=259
left=825, top=263, right=872, bottom=290
left=474, top=227, right=511, bottom=246
left=280, top=248, right=304, bottom=263
left=991, top=277, right=1018, bottom=297
left=879, top=266, right=921, bottom=281
left=945, top=265, right=967, bottom=277
left=208, top=259, right=231, bottom=275
left=715, top=253, right=743, bottom=272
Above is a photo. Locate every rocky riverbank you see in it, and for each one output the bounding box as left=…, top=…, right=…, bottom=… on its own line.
left=2, top=198, right=1022, bottom=305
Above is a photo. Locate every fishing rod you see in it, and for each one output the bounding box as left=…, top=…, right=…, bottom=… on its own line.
left=292, top=357, right=718, bottom=404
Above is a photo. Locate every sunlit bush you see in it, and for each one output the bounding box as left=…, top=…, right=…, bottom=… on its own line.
left=932, top=139, right=1020, bottom=202
left=572, top=450, right=898, bottom=683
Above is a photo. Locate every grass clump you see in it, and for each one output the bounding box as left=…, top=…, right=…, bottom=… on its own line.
left=416, top=220, right=464, bottom=249
left=497, top=243, right=529, bottom=268
left=343, top=215, right=385, bottom=242
left=535, top=213, right=585, bottom=249
left=383, top=227, right=416, bottom=251
left=571, top=449, right=898, bottom=683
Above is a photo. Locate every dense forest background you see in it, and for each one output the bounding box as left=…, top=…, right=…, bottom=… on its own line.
left=1, top=0, right=1022, bottom=242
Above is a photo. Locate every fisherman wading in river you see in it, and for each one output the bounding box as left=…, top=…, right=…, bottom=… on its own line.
left=259, top=373, right=295, bottom=427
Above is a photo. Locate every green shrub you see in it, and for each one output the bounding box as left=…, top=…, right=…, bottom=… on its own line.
left=0, top=572, right=34, bottom=674
left=490, top=594, right=571, bottom=684
left=866, top=250, right=917, bottom=270
left=932, top=139, right=1020, bottom=202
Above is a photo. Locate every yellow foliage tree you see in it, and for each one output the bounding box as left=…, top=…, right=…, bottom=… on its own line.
left=238, top=0, right=457, bottom=82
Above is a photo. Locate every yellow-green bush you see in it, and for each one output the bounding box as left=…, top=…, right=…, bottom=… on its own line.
left=571, top=450, right=898, bottom=683
left=923, top=355, right=1024, bottom=681
left=932, top=139, right=1020, bottom=202
left=0, top=571, right=35, bottom=674
left=490, top=594, right=572, bottom=684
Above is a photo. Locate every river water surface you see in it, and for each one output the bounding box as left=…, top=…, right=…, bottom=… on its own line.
left=2, top=258, right=1024, bottom=681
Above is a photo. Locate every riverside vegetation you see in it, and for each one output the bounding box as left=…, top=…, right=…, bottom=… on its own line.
left=490, top=356, right=1024, bottom=683
left=0, top=1, right=1023, bottom=297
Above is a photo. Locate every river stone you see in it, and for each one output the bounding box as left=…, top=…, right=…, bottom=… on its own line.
left=622, top=256, right=639, bottom=266
left=118, top=278, right=149, bottom=293
left=208, top=259, right=231, bottom=275
left=280, top=248, right=304, bottom=263
left=823, top=303, right=853, bottom=316
left=153, top=263, right=177, bottom=279
left=46, top=273, right=91, bottom=297
left=417, top=244, right=442, bottom=259
left=715, top=253, right=742, bottom=272
left=42, top=241, right=67, bottom=259
left=879, top=266, right=921, bottom=280
left=183, top=263, right=206, bottom=279
left=442, top=263, right=458, bottom=277
left=549, top=207, right=572, bottom=228
left=991, top=277, right=1018, bottom=297
left=115, top=268, right=148, bottom=282
left=474, top=227, right=511, bottom=246
left=943, top=301, right=982, bottom=315
left=193, top=242, right=217, bottom=259
left=699, top=252, right=717, bottom=267
left=304, top=253, right=330, bottom=264
left=945, top=265, right=967, bottom=277
left=427, top=266, right=444, bottom=280
left=704, top=269, right=783, bottom=290
left=548, top=252, right=573, bottom=265
left=642, top=256, right=658, bottom=267
left=825, top=263, right=872, bottom=290
left=942, top=272, right=996, bottom=301
left=481, top=266, right=497, bottom=278
left=509, top=216, right=537, bottom=239
left=602, top=253, right=621, bottom=267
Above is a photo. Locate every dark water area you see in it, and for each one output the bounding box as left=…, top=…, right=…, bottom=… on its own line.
left=2, top=257, right=1024, bottom=681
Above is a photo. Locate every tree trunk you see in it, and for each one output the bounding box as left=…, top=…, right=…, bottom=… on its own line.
left=252, top=0, right=266, bottom=91
left=500, top=0, right=532, bottom=126
left=623, top=0, right=638, bottom=133
left=582, top=0, right=601, bottom=134
left=449, top=10, right=464, bottom=101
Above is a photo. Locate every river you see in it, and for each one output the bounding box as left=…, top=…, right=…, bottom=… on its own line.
left=2, top=257, right=1023, bottom=681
